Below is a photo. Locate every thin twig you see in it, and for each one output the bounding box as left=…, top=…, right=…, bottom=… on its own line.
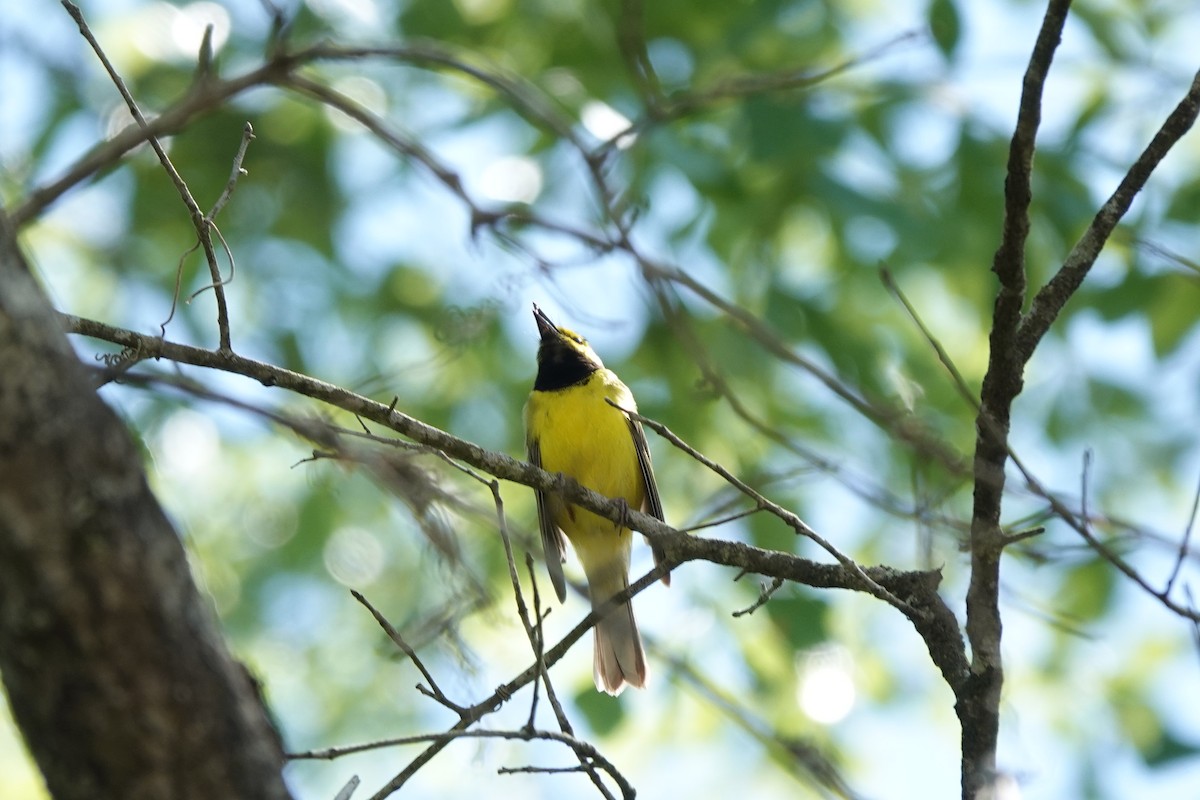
left=1018, top=65, right=1200, bottom=362
left=661, top=651, right=863, bottom=799
left=655, top=287, right=972, bottom=534
left=293, top=726, right=634, bottom=798
left=1081, top=449, right=1094, bottom=539
left=65, top=314, right=973, bottom=691
left=645, top=264, right=971, bottom=477
left=418, top=459, right=610, bottom=796
left=616, top=0, right=665, bottom=112
left=1004, top=438, right=1200, bottom=621
left=498, top=765, right=591, bottom=776
left=283, top=73, right=474, bottom=207
left=732, top=577, right=785, bottom=618
left=209, top=121, right=256, bottom=220
left=612, top=30, right=923, bottom=142
left=350, top=590, right=466, bottom=715
left=1165, top=466, right=1200, bottom=597
left=186, top=220, right=237, bottom=303
left=1000, top=526, right=1046, bottom=547
left=680, top=506, right=764, bottom=534
left=332, top=776, right=360, bottom=800
left=182, top=123, right=256, bottom=306
left=880, top=265, right=980, bottom=412
left=61, top=0, right=233, bottom=350
left=611, top=399, right=918, bottom=618
left=1186, top=587, right=1200, bottom=669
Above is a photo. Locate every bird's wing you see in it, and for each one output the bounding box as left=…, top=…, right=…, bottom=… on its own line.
left=627, top=417, right=671, bottom=587
left=528, top=438, right=568, bottom=602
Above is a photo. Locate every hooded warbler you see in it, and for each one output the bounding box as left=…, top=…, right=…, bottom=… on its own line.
left=523, top=303, right=668, bottom=694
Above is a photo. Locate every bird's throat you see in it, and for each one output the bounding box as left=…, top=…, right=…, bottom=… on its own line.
left=534, top=346, right=599, bottom=390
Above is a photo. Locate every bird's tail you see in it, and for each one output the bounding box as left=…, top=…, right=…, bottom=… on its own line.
left=588, top=565, right=647, bottom=695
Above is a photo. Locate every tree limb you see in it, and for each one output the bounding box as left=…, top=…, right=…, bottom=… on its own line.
left=963, top=1, right=1072, bottom=795
left=63, top=314, right=971, bottom=694
left=1016, top=65, right=1200, bottom=362
left=0, top=213, right=291, bottom=799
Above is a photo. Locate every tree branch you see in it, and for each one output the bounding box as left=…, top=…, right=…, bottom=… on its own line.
left=0, top=212, right=290, bottom=799
left=963, top=1, right=1072, bottom=796
left=64, top=314, right=970, bottom=694
left=1016, top=65, right=1200, bottom=362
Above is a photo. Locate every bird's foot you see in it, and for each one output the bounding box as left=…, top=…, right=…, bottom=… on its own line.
left=615, top=497, right=630, bottom=531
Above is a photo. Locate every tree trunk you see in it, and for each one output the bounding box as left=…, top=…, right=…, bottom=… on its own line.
left=0, top=212, right=292, bottom=800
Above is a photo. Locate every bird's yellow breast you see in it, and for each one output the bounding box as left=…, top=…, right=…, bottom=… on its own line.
left=524, top=369, right=645, bottom=530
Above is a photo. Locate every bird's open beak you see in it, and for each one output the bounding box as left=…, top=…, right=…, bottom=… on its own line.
left=532, top=303, right=557, bottom=339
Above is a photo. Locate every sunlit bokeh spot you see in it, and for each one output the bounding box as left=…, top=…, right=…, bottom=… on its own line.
left=479, top=155, right=543, bottom=203
left=797, top=645, right=856, bottom=724
left=981, top=773, right=1023, bottom=800
left=323, top=526, right=386, bottom=587
left=581, top=100, right=636, bottom=148
left=246, top=505, right=299, bottom=550
left=129, top=2, right=230, bottom=63
left=453, top=0, right=512, bottom=25
left=326, top=76, right=388, bottom=131
left=157, top=409, right=219, bottom=481
left=169, top=2, right=231, bottom=58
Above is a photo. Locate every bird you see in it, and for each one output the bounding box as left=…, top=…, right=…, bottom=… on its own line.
left=523, top=303, right=668, bottom=694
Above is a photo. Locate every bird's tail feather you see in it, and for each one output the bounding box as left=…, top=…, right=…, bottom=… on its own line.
left=590, top=575, right=646, bottom=695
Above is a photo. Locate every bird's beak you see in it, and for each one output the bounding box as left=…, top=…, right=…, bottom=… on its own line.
left=532, top=303, right=557, bottom=339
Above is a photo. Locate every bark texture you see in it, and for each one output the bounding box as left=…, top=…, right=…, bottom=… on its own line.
left=0, top=213, right=291, bottom=800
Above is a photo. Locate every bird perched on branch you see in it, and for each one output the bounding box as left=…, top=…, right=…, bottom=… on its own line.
left=523, top=303, right=668, bottom=694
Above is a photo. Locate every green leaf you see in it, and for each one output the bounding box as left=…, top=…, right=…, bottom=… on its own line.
left=1148, top=278, right=1200, bottom=357
left=1072, top=4, right=1129, bottom=61
left=1142, top=728, right=1200, bottom=767
left=764, top=594, right=829, bottom=651
left=928, top=0, right=962, bottom=61
left=1164, top=179, right=1200, bottom=222
left=1087, top=377, right=1146, bottom=419
left=1058, top=557, right=1116, bottom=622
left=574, top=686, right=625, bottom=736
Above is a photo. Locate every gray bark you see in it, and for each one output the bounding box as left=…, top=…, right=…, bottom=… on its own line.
left=0, top=211, right=292, bottom=800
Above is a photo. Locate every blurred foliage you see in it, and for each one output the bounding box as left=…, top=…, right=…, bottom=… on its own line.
left=4, top=0, right=1200, bottom=798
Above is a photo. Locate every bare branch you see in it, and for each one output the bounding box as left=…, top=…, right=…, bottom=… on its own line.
left=880, top=265, right=980, bottom=413
left=1005, top=444, right=1200, bottom=621
left=351, top=591, right=467, bottom=716
left=208, top=121, right=256, bottom=223
left=1018, top=66, right=1200, bottom=362
left=333, top=775, right=360, bottom=800
left=464, top=475, right=609, bottom=795
left=1165, top=467, right=1200, bottom=597
left=631, top=30, right=923, bottom=129
left=612, top=399, right=918, bottom=617
left=732, top=577, right=785, bottom=618
left=65, top=315, right=970, bottom=692
left=645, top=266, right=971, bottom=477
left=302, top=41, right=582, bottom=145
left=654, top=290, right=971, bottom=535
left=333, top=777, right=360, bottom=800
left=661, top=651, right=864, bottom=799
left=962, top=2, right=1073, bottom=796
left=294, top=728, right=635, bottom=800
left=616, top=0, right=665, bottom=112
left=61, top=0, right=234, bottom=350
left=990, top=0, right=1072, bottom=311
